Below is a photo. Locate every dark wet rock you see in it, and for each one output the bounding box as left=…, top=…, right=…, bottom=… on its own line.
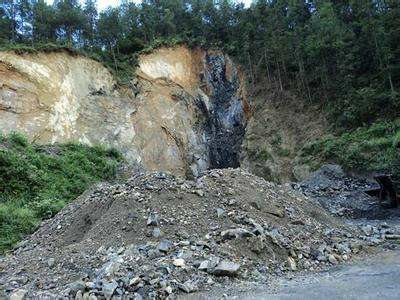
left=294, top=164, right=383, bottom=218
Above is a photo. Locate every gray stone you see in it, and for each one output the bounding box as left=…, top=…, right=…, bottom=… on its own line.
left=75, top=290, right=83, bottom=300
left=194, top=189, right=204, bottom=197
left=210, top=260, right=240, bottom=276
left=328, top=254, right=338, bottom=264
left=102, top=281, right=118, bottom=300
left=361, top=225, right=374, bottom=236
left=198, top=260, right=209, bottom=270
left=68, top=280, right=86, bottom=296
left=158, top=240, right=172, bottom=253
left=152, top=227, right=162, bottom=238
left=287, top=257, right=297, bottom=271
left=252, top=223, right=264, bottom=235
left=147, top=212, right=159, bottom=226
left=47, top=257, right=56, bottom=268
left=10, top=289, right=28, bottom=300
left=335, top=243, right=351, bottom=255
left=178, top=280, right=198, bottom=293
left=386, top=234, right=400, bottom=240
left=216, top=208, right=225, bottom=218
left=221, top=228, right=254, bottom=240
left=148, top=249, right=163, bottom=259
left=133, top=293, right=143, bottom=300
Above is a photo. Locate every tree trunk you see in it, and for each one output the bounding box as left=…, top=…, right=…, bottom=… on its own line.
left=247, top=50, right=255, bottom=85
left=264, top=49, right=271, bottom=85
left=275, top=55, right=283, bottom=91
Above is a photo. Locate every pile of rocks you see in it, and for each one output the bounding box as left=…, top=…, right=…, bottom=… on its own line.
left=0, top=168, right=393, bottom=299
left=294, top=164, right=381, bottom=218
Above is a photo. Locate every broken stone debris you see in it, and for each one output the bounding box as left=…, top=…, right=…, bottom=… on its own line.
left=1, top=168, right=397, bottom=299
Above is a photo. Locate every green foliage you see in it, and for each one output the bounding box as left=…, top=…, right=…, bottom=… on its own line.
left=277, top=148, right=291, bottom=157
left=257, top=149, right=272, bottom=161
left=1, top=1, right=399, bottom=127
left=302, top=120, right=400, bottom=172
left=0, top=132, right=122, bottom=253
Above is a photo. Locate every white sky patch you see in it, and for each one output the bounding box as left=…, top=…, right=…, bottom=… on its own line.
left=45, top=0, right=252, bottom=11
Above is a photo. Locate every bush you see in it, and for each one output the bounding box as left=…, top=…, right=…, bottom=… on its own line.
left=0, top=133, right=122, bottom=253
left=302, top=119, right=400, bottom=172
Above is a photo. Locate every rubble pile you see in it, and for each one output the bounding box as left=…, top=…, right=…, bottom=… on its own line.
left=294, top=165, right=381, bottom=218
left=0, top=169, right=393, bottom=299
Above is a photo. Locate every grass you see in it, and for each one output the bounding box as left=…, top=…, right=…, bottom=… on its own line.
left=0, top=42, right=81, bottom=55
left=302, top=119, right=400, bottom=172
left=0, top=132, right=123, bottom=253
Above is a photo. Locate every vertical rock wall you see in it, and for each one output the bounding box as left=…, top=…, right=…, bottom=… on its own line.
left=202, top=53, right=248, bottom=169
left=0, top=46, right=249, bottom=177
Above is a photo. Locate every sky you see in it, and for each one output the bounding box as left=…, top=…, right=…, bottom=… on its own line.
left=45, top=0, right=252, bottom=11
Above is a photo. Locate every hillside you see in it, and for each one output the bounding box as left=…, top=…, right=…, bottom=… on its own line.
left=1, top=0, right=400, bottom=299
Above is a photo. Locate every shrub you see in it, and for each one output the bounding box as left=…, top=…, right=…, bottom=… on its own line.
left=0, top=133, right=122, bottom=253
left=302, top=119, right=400, bottom=173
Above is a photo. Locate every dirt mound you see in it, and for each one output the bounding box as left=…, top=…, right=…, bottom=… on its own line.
left=0, top=169, right=375, bottom=299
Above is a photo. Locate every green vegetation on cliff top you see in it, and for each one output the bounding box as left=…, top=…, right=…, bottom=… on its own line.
left=1, top=0, right=399, bottom=128
left=0, top=132, right=122, bottom=253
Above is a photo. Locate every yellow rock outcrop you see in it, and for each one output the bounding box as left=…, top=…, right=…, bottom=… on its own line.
left=0, top=46, right=248, bottom=176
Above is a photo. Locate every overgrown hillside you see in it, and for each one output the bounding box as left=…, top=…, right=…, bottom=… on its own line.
left=0, top=133, right=122, bottom=253
left=1, top=1, right=399, bottom=126
left=302, top=119, right=400, bottom=173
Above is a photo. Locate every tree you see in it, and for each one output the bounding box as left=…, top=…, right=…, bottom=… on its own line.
left=32, top=0, right=56, bottom=42
left=82, top=0, right=97, bottom=48
left=53, top=0, right=85, bottom=44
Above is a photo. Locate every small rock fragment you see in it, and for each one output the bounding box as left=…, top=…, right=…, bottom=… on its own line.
left=328, top=254, right=338, bottom=264
left=68, top=280, right=86, bottom=296
left=287, top=257, right=297, bottom=271
left=47, top=257, right=55, bottom=268
left=173, top=258, right=185, bottom=267
left=10, top=289, right=28, bottom=300
left=361, top=225, right=373, bottom=236
left=210, top=260, right=240, bottom=276
left=178, top=280, right=198, bottom=293
left=147, top=212, right=159, bottom=226
left=216, top=208, right=225, bottom=218
left=198, top=260, right=209, bottom=270
left=221, top=228, right=254, bottom=240
left=158, top=240, right=172, bottom=253
left=194, top=189, right=204, bottom=197
left=152, top=227, right=161, bottom=238
left=102, top=280, right=118, bottom=300
left=75, top=290, right=83, bottom=300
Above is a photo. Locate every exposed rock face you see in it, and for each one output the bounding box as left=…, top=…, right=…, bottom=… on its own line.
left=202, top=54, right=249, bottom=169
left=0, top=46, right=248, bottom=177
left=241, top=90, right=326, bottom=182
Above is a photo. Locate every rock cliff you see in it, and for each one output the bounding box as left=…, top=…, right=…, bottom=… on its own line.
left=0, top=46, right=249, bottom=177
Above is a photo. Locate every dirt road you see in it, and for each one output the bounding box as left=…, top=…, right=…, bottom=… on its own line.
left=182, top=249, right=400, bottom=300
